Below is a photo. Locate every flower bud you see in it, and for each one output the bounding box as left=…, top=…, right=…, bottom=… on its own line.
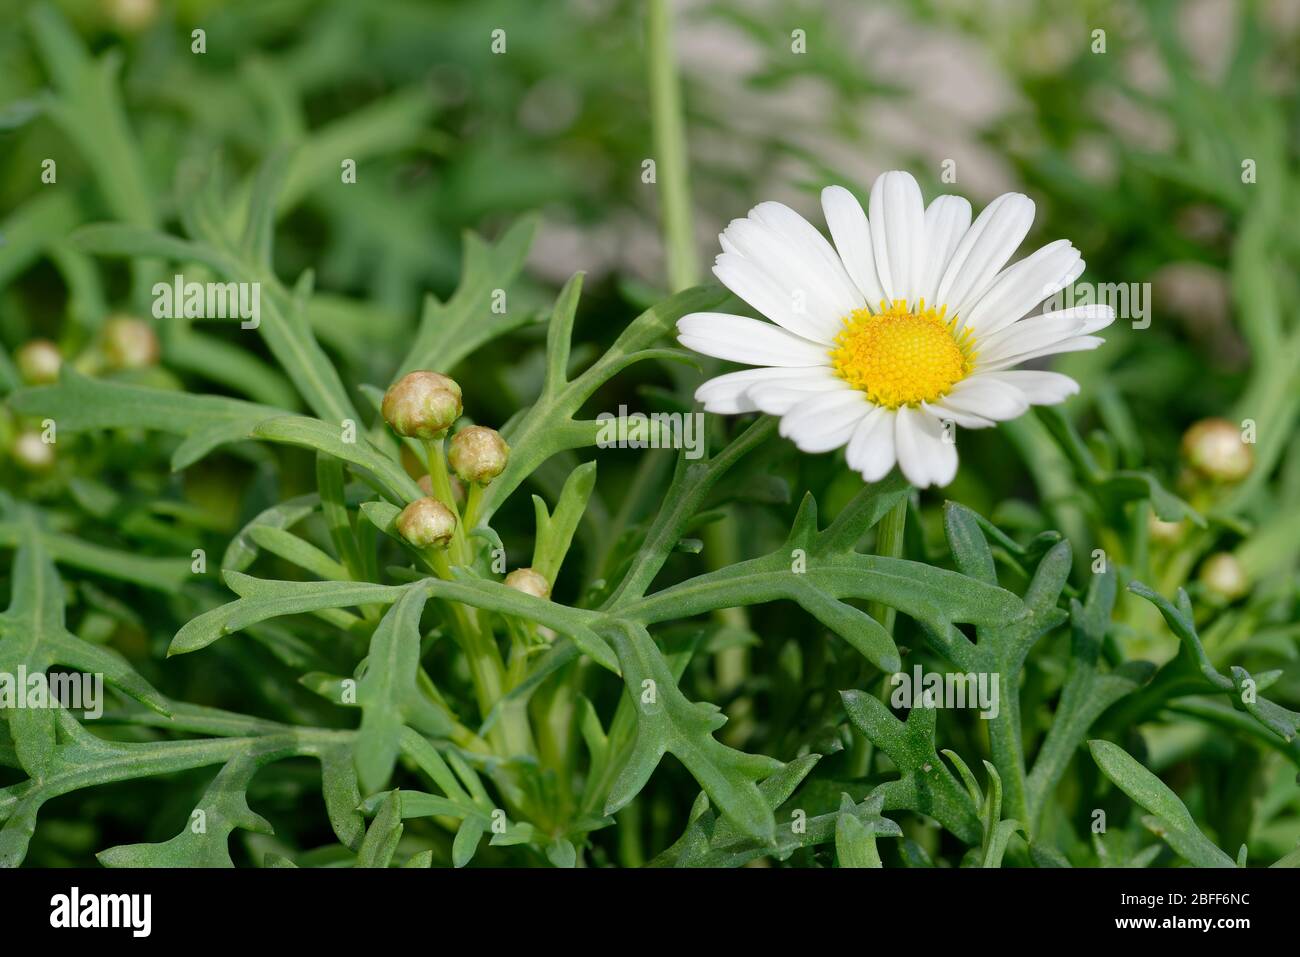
left=16, top=339, right=62, bottom=385
left=105, top=0, right=159, bottom=32
left=382, top=371, right=462, bottom=439
left=102, top=316, right=161, bottom=370
left=396, top=497, right=457, bottom=549
left=1199, top=552, right=1248, bottom=601
left=448, top=426, right=509, bottom=484
left=504, top=567, right=550, bottom=600
left=1181, top=418, right=1252, bottom=483
left=1146, top=513, right=1184, bottom=544
left=13, top=431, right=55, bottom=472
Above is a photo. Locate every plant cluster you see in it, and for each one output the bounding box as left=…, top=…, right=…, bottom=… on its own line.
left=0, top=0, right=1297, bottom=868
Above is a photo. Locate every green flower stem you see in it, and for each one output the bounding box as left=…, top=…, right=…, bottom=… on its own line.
left=647, top=0, right=698, bottom=292
left=428, top=553, right=500, bottom=695
left=462, top=482, right=484, bottom=534
left=424, top=549, right=531, bottom=759
left=423, top=436, right=471, bottom=566
left=866, top=495, right=908, bottom=634
left=708, top=516, right=755, bottom=744
left=604, top=417, right=777, bottom=609
left=846, top=492, right=908, bottom=777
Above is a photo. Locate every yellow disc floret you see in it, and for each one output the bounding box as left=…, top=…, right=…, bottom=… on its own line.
left=829, top=299, right=974, bottom=408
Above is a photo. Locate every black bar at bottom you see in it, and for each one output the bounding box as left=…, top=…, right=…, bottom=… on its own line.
left=0, top=866, right=1283, bottom=942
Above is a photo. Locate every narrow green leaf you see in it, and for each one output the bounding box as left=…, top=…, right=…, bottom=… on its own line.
left=835, top=793, right=883, bottom=868
left=356, top=790, right=403, bottom=868
left=355, top=586, right=436, bottom=794
left=1088, top=740, right=1235, bottom=867
left=604, top=622, right=781, bottom=843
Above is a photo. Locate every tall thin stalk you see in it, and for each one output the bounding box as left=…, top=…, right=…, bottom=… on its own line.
left=647, top=0, right=698, bottom=292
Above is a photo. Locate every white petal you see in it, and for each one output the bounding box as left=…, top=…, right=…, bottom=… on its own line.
left=778, top=389, right=871, bottom=453
left=746, top=202, right=863, bottom=314
left=717, top=214, right=858, bottom=339
left=894, top=406, right=957, bottom=488
left=868, top=171, right=926, bottom=306
left=936, top=192, right=1035, bottom=320
left=977, top=335, right=1107, bottom=372
left=713, top=252, right=838, bottom=343
left=918, top=195, right=972, bottom=308
left=979, top=370, right=1080, bottom=405
left=941, top=376, right=1030, bottom=421
left=751, top=203, right=858, bottom=284
left=694, top=367, right=829, bottom=414
left=922, top=400, right=995, bottom=430
left=677, top=313, right=830, bottom=367
left=959, top=240, right=1083, bottom=337
left=845, top=405, right=896, bottom=481
left=745, top=368, right=848, bottom=415
left=1071, top=303, right=1117, bottom=335
left=976, top=304, right=1115, bottom=366
left=821, top=186, right=887, bottom=307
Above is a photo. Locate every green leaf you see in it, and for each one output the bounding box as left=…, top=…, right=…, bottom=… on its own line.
left=0, top=520, right=170, bottom=780
left=7, top=366, right=283, bottom=472
left=97, top=753, right=275, bottom=867
left=603, top=622, right=782, bottom=843
left=1035, top=407, right=1203, bottom=526
left=400, top=216, right=539, bottom=376
left=452, top=814, right=486, bottom=868
left=251, top=415, right=422, bottom=505
left=356, top=790, right=404, bottom=868
left=531, top=461, right=597, bottom=584
left=0, top=715, right=292, bottom=867
left=479, top=281, right=729, bottom=524
left=316, top=454, right=369, bottom=581
left=355, top=585, right=451, bottom=795
left=248, top=526, right=349, bottom=581
left=27, top=4, right=155, bottom=230
left=169, top=577, right=411, bottom=656
left=651, top=753, right=883, bottom=867
left=1127, top=581, right=1299, bottom=748
left=841, top=690, right=981, bottom=844
left=982, top=818, right=1025, bottom=869
left=1087, top=740, right=1235, bottom=867
left=0, top=520, right=191, bottom=592
left=835, top=793, right=883, bottom=868
left=1027, top=570, right=1152, bottom=827
left=546, top=838, right=578, bottom=868
left=1271, top=845, right=1300, bottom=868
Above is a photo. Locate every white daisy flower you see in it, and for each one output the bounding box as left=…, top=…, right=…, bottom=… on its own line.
left=676, top=171, right=1115, bottom=488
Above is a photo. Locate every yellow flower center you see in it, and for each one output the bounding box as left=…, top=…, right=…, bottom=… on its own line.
left=829, top=299, right=974, bottom=408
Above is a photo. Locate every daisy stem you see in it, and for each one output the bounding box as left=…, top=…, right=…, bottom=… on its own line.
left=850, top=493, right=909, bottom=778
left=646, top=0, right=698, bottom=292
left=867, top=495, right=909, bottom=634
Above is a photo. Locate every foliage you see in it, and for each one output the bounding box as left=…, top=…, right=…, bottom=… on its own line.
left=0, top=0, right=1297, bottom=868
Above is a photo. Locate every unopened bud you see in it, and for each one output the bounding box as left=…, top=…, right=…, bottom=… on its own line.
left=102, top=316, right=160, bottom=370
left=382, top=371, right=462, bottom=439
left=16, top=339, right=62, bottom=384
left=396, top=497, right=457, bottom=549
left=105, top=0, right=159, bottom=32
left=1200, top=552, right=1248, bottom=601
left=448, top=426, right=509, bottom=484
left=1147, top=513, right=1184, bottom=544
left=1181, top=418, right=1252, bottom=483
left=504, top=567, right=550, bottom=600
left=13, top=431, right=54, bottom=472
